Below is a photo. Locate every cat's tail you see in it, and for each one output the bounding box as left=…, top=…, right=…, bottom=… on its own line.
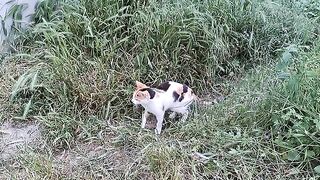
left=177, top=85, right=213, bottom=105
left=192, top=93, right=200, bottom=101
left=192, top=93, right=215, bottom=106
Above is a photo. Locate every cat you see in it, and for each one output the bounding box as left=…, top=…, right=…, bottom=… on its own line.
left=131, top=81, right=197, bottom=134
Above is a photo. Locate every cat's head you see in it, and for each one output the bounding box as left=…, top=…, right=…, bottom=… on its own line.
left=131, top=81, right=155, bottom=105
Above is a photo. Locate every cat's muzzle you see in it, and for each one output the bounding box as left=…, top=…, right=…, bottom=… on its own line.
left=131, top=99, right=140, bottom=108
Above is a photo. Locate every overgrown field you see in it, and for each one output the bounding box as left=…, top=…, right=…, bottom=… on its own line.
left=1, top=0, right=320, bottom=179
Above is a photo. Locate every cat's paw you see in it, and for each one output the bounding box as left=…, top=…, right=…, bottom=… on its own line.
left=169, top=112, right=177, bottom=119
left=141, top=117, right=147, bottom=128
left=141, top=122, right=146, bottom=128
left=181, top=114, right=188, bottom=122
left=155, top=128, right=161, bottom=135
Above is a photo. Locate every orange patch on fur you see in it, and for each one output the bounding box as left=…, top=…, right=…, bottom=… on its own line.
left=176, top=86, right=184, bottom=95
left=135, top=81, right=148, bottom=89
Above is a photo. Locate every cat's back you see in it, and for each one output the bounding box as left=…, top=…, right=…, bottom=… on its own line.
left=157, top=81, right=194, bottom=102
left=157, top=81, right=185, bottom=92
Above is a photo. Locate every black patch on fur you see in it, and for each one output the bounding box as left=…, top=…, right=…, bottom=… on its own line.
left=178, top=95, right=184, bottom=102
left=172, top=91, right=179, bottom=102
left=182, top=84, right=188, bottom=93
left=177, top=84, right=188, bottom=102
left=162, top=106, right=165, bottom=111
left=157, top=81, right=171, bottom=91
left=140, top=88, right=155, bottom=99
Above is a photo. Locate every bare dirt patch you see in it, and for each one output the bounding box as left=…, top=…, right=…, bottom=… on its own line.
left=52, top=138, right=140, bottom=178
left=0, top=121, right=41, bottom=160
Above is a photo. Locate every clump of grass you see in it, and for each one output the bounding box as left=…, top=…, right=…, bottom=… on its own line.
left=7, top=0, right=319, bottom=147
left=214, top=44, right=320, bottom=176
left=259, top=45, right=320, bottom=167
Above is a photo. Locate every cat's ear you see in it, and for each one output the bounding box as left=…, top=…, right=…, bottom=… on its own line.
left=135, top=81, right=148, bottom=89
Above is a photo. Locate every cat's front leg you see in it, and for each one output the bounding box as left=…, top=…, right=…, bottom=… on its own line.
left=141, top=111, right=149, bottom=128
left=155, top=112, right=165, bottom=135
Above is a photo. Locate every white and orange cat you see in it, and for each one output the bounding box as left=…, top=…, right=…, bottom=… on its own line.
left=131, top=81, right=197, bottom=134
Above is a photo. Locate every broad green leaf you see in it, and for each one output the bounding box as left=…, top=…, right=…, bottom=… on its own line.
left=30, top=71, right=38, bottom=90
left=22, top=98, right=32, bottom=119
left=288, top=150, right=300, bottom=161
left=292, top=134, right=305, bottom=137
left=314, top=165, right=320, bottom=174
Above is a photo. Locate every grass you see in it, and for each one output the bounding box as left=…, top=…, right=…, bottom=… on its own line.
left=1, top=0, right=320, bottom=179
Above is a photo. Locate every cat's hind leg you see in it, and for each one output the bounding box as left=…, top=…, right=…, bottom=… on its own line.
left=155, top=112, right=165, bottom=135
left=171, top=107, right=189, bottom=122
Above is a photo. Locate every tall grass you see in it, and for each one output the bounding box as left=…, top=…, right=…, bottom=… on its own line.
left=8, top=0, right=319, bottom=145
left=2, top=0, right=320, bottom=178
left=218, top=43, right=320, bottom=174
left=11, top=0, right=319, bottom=117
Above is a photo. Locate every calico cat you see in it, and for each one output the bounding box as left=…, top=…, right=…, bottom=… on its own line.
left=131, top=81, right=197, bottom=134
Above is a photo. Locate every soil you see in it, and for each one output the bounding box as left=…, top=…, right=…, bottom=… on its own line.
left=0, top=121, right=41, bottom=160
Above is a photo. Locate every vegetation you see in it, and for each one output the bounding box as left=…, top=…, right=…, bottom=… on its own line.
left=1, top=0, right=320, bottom=179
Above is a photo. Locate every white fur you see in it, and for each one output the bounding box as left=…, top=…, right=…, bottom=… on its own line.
left=132, top=81, right=195, bottom=134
